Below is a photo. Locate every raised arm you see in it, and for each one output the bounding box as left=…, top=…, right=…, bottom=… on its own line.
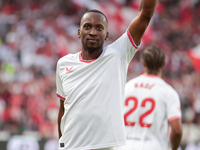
left=169, top=119, right=182, bottom=150
left=58, top=99, right=65, bottom=138
left=128, top=0, right=158, bottom=45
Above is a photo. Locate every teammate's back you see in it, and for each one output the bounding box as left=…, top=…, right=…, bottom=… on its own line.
left=123, top=74, right=181, bottom=150
left=120, top=46, right=182, bottom=150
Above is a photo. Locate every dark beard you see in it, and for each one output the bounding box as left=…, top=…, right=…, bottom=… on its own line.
left=83, top=43, right=102, bottom=53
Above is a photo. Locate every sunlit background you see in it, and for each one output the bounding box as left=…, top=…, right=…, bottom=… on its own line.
left=0, top=0, right=200, bottom=150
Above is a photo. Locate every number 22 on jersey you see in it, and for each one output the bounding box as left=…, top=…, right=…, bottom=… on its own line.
left=124, top=96, right=156, bottom=128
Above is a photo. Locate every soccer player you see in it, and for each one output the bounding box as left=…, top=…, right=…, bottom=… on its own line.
left=120, top=46, right=182, bottom=150
left=56, top=0, right=158, bottom=149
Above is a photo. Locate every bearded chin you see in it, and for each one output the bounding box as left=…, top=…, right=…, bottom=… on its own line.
left=83, top=44, right=102, bottom=53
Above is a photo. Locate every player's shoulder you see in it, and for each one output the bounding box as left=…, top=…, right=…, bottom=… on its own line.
left=159, top=79, right=179, bottom=99
left=57, top=52, right=79, bottom=66
left=105, top=31, right=128, bottom=49
left=126, top=74, right=175, bottom=91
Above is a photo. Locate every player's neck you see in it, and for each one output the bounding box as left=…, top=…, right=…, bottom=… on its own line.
left=81, top=49, right=103, bottom=60
left=145, top=69, right=162, bottom=77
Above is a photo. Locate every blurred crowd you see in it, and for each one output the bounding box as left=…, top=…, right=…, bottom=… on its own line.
left=0, top=0, right=200, bottom=149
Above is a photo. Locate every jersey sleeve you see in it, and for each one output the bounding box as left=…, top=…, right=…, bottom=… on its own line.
left=56, top=61, right=66, bottom=101
left=166, top=89, right=182, bottom=122
left=108, top=29, right=141, bottom=64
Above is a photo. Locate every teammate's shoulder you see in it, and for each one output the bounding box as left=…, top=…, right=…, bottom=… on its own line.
left=160, top=80, right=179, bottom=97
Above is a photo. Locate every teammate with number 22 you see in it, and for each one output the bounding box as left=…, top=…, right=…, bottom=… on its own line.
left=56, top=0, right=158, bottom=150
left=120, top=46, right=182, bottom=150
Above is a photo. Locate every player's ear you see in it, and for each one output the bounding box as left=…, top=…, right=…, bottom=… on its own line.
left=105, top=32, right=109, bottom=40
left=142, top=60, right=146, bottom=68
left=77, top=29, right=81, bottom=38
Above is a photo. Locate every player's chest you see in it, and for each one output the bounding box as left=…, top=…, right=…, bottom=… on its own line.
left=60, top=57, right=122, bottom=96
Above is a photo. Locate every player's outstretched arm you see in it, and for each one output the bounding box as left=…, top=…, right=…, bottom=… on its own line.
left=170, top=119, right=182, bottom=150
left=128, top=0, right=158, bottom=46
left=58, top=99, right=65, bottom=138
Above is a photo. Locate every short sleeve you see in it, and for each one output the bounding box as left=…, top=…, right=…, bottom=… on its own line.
left=56, top=61, right=66, bottom=101
left=166, top=89, right=182, bottom=122
left=108, top=29, right=141, bottom=64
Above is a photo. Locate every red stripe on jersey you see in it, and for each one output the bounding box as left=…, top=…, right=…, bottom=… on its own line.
left=56, top=93, right=66, bottom=101
left=168, top=116, right=181, bottom=122
left=142, top=73, right=160, bottom=78
left=79, top=52, right=96, bottom=63
left=127, top=29, right=140, bottom=49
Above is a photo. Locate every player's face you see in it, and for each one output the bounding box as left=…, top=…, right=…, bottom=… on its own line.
left=78, top=12, right=108, bottom=53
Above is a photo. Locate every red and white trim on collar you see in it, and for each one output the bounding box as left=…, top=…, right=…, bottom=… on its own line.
left=126, top=29, right=140, bottom=49
left=79, top=52, right=96, bottom=63
left=56, top=93, right=65, bottom=101
left=168, top=116, right=181, bottom=122
left=142, top=73, right=160, bottom=78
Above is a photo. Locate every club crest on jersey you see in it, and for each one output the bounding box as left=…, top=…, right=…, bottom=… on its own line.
left=66, top=66, right=73, bottom=73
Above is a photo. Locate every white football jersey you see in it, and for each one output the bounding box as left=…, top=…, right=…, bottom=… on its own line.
left=56, top=30, right=139, bottom=150
left=120, top=74, right=182, bottom=150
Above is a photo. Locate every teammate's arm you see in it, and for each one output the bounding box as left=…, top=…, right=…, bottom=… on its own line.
left=169, top=119, right=182, bottom=150
left=128, top=0, right=158, bottom=45
left=58, top=99, right=65, bottom=138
